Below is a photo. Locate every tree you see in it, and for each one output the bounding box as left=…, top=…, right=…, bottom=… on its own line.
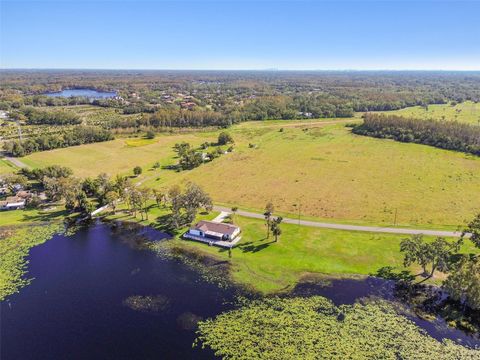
left=138, top=187, right=151, bottom=220
left=128, top=188, right=142, bottom=218
left=133, top=166, right=142, bottom=177
left=231, top=206, right=238, bottom=224
left=271, top=216, right=283, bottom=242
left=145, top=130, right=155, bottom=139
left=153, top=189, right=165, bottom=208
left=166, top=183, right=212, bottom=229
left=217, top=132, right=234, bottom=145
left=3, top=174, right=28, bottom=193
left=182, top=182, right=213, bottom=224
left=463, top=213, right=480, bottom=248
left=443, top=213, right=480, bottom=311
left=179, top=149, right=203, bottom=170
left=264, top=202, right=274, bottom=239
left=168, top=185, right=183, bottom=229
left=105, top=190, right=120, bottom=214
left=82, top=200, right=96, bottom=219
left=400, top=234, right=459, bottom=283
left=444, top=257, right=480, bottom=310
left=173, top=142, right=191, bottom=157
left=113, top=174, right=129, bottom=199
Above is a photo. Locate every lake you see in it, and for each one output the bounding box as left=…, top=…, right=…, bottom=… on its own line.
left=1, top=222, right=478, bottom=359
left=43, top=88, right=117, bottom=99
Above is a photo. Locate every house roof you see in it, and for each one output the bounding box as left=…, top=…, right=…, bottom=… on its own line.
left=6, top=196, right=25, bottom=204
left=16, top=191, right=32, bottom=198
left=192, top=220, right=239, bottom=236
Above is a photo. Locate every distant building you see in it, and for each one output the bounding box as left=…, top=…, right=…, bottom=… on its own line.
left=186, top=220, right=241, bottom=242
left=180, top=101, right=196, bottom=110
left=0, top=196, right=26, bottom=210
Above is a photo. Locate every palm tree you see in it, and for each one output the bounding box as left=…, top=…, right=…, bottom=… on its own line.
left=264, top=202, right=274, bottom=238
left=231, top=206, right=238, bottom=224
left=271, top=216, right=283, bottom=242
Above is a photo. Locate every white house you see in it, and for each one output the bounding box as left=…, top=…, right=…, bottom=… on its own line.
left=0, top=196, right=26, bottom=210
left=186, top=220, right=241, bottom=242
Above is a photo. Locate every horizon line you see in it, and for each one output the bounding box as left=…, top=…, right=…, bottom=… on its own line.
left=2, top=67, right=480, bottom=72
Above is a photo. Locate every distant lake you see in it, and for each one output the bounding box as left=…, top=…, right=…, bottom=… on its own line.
left=43, top=88, right=117, bottom=99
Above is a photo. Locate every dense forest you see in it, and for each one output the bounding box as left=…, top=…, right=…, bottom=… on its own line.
left=1, top=70, right=480, bottom=122
left=353, top=114, right=480, bottom=156
left=1, top=70, right=480, bottom=153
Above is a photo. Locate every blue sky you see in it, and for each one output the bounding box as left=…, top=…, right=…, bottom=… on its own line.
left=1, top=1, right=479, bottom=70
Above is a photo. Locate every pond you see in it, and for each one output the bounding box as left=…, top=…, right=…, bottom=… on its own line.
left=1, top=223, right=236, bottom=360
left=1, top=223, right=478, bottom=359
left=43, top=88, right=117, bottom=99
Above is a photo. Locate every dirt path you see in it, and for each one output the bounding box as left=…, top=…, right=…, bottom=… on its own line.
left=2, top=155, right=29, bottom=169
left=213, top=205, right=466, bottom=238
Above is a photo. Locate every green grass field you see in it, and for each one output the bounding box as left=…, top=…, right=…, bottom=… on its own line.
left=21, top=117, right=480, bottom=228
left=382, top=101, right=480, bottom=125
left=0, top=206, right=68, bottom=227
left=0, top=159, right=17, bottom=175
left=107, top=207, right=477, bottom=294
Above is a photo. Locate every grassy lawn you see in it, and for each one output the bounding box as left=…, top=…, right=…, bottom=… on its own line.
left=20, top=118, right=480, bottom=228
left=108, top=206, right=477, bottom=294
left=381, top=101, right=480, bottom=125
left=0, top=159, right=17, bottom=175
left=0, top=206, right=68, bottom=227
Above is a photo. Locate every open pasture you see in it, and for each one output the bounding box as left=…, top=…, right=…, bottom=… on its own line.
left=382, top=101, right=480, bottom=125
left=21, top=118, right=480, bottom=228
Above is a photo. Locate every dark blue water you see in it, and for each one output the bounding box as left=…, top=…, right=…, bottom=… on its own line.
left=1, top=223, right=234, bottom=360
left=43, top=88, right=117, bottom=99
left=1, top=223, right=478, bottom=359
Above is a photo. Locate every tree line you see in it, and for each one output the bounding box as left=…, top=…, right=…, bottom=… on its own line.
left=3, top=126, right=114, bottom=156
left=353, top=114, right=480, bottom=156
left=13, top=107, right=82, bottom=125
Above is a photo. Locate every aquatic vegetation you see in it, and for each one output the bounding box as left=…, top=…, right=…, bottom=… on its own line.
left=0, top=224, right=64, bottom=301
left=153, top=240, right=234, bottom=291
left=195, top=296, right=480, bottom=359
left=123, top=295, right=170, bottom=313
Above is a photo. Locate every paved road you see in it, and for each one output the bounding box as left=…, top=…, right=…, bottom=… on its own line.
left=213, top=205, right=466, bottom=238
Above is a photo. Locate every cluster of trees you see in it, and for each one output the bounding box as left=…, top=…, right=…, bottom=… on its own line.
left=167, top=183, right=213, bottom=229
left=3, top=126, right=114, bottom=156
left=353, top=114, right=480, bottom=156
left=110, top=108, right=234, bottom=129
left=398, top=214, right=480, bottom=311
left=16, top=107, right=82, bottom=125
left=173, top=132, right=234, bottom=170
left=264, top=202, right=283, bottom=242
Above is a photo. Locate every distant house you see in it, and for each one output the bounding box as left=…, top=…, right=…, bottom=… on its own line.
left=180, top=101, right=196, bottom=110
left=16, top=190, right=32, bottom=199
left=0, top=196, right=26, bottom=210
left=186, top=220, right=241, bottom=242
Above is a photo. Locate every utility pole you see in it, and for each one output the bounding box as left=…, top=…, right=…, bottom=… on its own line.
left=393, top=208, right=398, bottom=226
left=16, top=120, right=23, bottom=142
left=298, top=202, right=301, bottom=225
